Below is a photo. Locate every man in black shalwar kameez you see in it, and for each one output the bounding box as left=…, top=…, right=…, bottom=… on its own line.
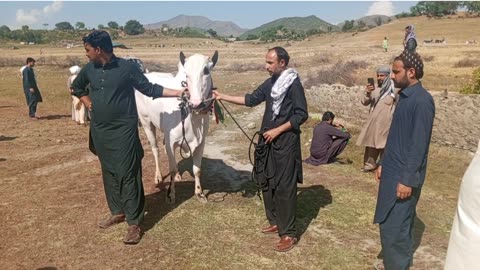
left=213, top=47, right=308, bottom=252
left=22, top=57, right=43, bottom=119
left=71, top=30, right=185, bottom=245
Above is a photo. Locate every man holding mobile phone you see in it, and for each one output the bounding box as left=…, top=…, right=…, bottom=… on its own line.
left=356, top=65, right=397, bottom=172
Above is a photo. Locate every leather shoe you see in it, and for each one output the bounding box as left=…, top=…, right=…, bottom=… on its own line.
left=261, top=224, right=278, bottom=234
left=274, top=235, right=298, bottom=252
left=98, top=214, right=125, bottom=229
left=123, top=225, right=142, bottom=245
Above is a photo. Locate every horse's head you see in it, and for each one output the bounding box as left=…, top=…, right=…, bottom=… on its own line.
left=179, top=51, right=218, bottom=110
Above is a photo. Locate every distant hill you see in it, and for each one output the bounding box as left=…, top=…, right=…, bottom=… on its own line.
left=337, top=15, right=394, bottom=30
left=239, top=15, right=339, bottom=40
left=144, top=15, right=249, bottom=37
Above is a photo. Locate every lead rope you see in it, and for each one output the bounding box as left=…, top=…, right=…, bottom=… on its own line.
left=218, top=100, right=273, bottom=201
left=179, top=81, right=192, bottom=160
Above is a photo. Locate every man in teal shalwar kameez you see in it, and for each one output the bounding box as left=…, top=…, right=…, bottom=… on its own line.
left=71, top=30, right=184, bottom=244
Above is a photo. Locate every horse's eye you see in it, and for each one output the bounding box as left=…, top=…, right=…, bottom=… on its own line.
left=203, top=67, right=210, bottom=75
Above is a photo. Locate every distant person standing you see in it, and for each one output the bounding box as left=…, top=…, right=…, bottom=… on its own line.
left=22, top=57, right=43, bottom=120
left=356, top=65, right=397, bottom=173
left=383, top=37, right=389, bottom=52
left=403, top=25, right=417, bottom=53
left=374, top=51, right=434, bottom=270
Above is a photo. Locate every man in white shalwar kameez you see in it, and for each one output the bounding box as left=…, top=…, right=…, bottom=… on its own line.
left=444, top=140, right=480, bottom=269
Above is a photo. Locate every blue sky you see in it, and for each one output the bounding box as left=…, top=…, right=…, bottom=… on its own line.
left=0, top=1, right=417, bottom=30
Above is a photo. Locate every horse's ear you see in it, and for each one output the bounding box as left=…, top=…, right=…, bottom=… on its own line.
left=211, top=50, right=219, bottom=68
left=180, top=52, right=186, bottom=66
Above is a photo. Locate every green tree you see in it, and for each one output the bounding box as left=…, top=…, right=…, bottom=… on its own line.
left=55, top=21, right=74, bottom=30
left=98, top=24, right=105, bottom=30
left=75, top=22, right=85, bottom=30
left=356, top=20, right=367, bottom=29
left=342, top=20, right=355, bottom=31
left=246, top=34, right=258, bottom=40
left=107, top=21, right=119, bottom=29
left=207, top=28, right=217, bottom=37
left=0, top=25, right=11, bottom=38
left=462, top=1, right=480, bottom=15
left=21, top=25, right=29, bottom=32
left=124, top=20, right=144, bottom=35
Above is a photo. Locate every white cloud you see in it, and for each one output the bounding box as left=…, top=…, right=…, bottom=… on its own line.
left=16, top=1, right=64, bottom=25
left=366, top=1, right=395, bottom=16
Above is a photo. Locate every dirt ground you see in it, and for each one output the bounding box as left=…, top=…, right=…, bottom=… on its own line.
left=1, top=14, right=477, bottom=269
left=0, top=97, right=465, bottom=270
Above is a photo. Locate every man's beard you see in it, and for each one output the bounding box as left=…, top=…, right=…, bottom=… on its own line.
left=393, top=74, right=408, bottom=89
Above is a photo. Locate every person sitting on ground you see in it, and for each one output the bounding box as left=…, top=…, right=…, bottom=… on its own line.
left=304, top=111, right=351, bottom=166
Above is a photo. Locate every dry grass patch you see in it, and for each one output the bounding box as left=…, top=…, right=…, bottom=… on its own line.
left=303, top=60, right=368, bottom=88
left=454, top=57, right=480, bottom=68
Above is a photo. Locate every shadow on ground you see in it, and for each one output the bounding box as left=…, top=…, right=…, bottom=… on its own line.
left=143, top=156, right=252, bottom=233
left=0, top=135, right=17, bottom=142
left=297, top=185, right=333, bottom=238
left=41, top=114, right=70, bottom=120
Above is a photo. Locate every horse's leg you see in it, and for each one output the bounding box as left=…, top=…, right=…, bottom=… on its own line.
left=193, top=142, right=207, bottom=203
left=140, top=119, right=163, bottom=186
left=165, top=141, right=179, bottom=204
left=78, top=103, right=86, bottom=125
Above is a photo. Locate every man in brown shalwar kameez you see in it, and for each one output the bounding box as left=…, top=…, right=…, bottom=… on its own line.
left=356, top=65, right=397, bottom=172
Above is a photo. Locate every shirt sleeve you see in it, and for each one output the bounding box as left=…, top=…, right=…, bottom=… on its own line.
left=399, top=98, right=435, bottom=187
left=327, top=124, right=351, bottom=139
left=361, top=93, right=373, bottom=106
left=245, top=80, right=268, bottom=107
left=129, top=64, right=164, bottom=99
left=288, top=79, right=308, bottom=131
left=71, top=66, right=90, bottom=98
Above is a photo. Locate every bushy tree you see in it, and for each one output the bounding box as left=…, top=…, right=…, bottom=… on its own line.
left=207, top=28, right=217, bottom=37
left=75, top=22, right=85, bottom=30
left=462, top=1, right=480, bottom=15
left=356, top=20, right=367, bottom=29
left=124, top=20, right=144, bottom=35
left=98, top=24, right=105, bottom=30
left=55, top=21, right=74, bottom=31
left=410, top=1, right=460, bottom=17
left=0, top=25, right=11, bottom=39
left=342, top=20, right=355, bottom=31
left=107, top=21, right=119, bottom=29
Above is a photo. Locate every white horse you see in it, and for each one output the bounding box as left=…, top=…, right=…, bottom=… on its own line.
left=135, top=51, right=218, bottom=203
left=68, top=65, right=87, bottom=125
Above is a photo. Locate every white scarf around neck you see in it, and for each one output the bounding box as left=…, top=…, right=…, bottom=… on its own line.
left=271, top=68, right=298, bottom=120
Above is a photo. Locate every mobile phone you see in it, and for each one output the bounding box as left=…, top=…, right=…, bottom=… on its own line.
left=367, top=78, right=375, bottom=86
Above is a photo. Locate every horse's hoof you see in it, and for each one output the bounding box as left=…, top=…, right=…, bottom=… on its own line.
left=195, top=193, right=208, bottom=203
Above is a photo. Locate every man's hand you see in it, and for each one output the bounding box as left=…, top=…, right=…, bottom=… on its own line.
left=263, top=127, right=281, bottom=144
left=375, top=166, right=382, bottom=183
left=212, top=90, right=222, bottom=100
left=396, top=183, right=412, bottom=200
left=29, top=88, right=35, bottom=93
left=366, top=84, right=375, bottom=93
